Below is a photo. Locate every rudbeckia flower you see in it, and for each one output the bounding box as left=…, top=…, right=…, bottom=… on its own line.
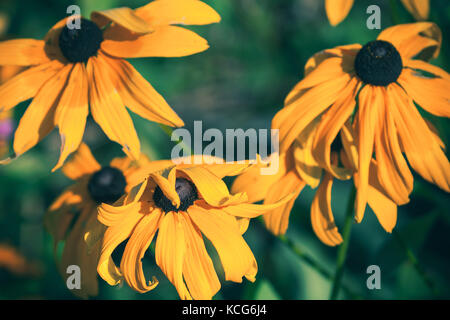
left=325, top=0, right=429, bottom=26
left=232, top=122, right=398, bottom=246
left=96, top=159, right=293, bottom=299
left=272, top=22, right=450, bottom=224
left=44, top=143, right=156, bottom=299
left=0, top=0, right=220, bottom=170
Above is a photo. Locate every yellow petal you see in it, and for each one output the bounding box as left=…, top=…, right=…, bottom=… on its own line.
left=263, top=170, right=305, bottom=236
left=0, top=60, right=61, bottom=113
left=325, top=0, right=354, bottom=26
left=388, top=83, right=450, bottom=192
left=179, top=166, right=233, bottom=207
left=121, top=210, right=162, bottom=293
left=188, top=203, right=258, bottom=283
left=98, top=180, right=148, bottom=227
left=398, top=68, right=450, bottom=118
left=91, top=7, right=153, bottom=33
left=179, top=211, right=221, bottom=300
left=87, top=54, right=140, bottom=160
left=378, top=22, right=442, bottom=60
left=53, top=63, right=89, bottom=171
left=0, top=39, right=49, bottom=66
left=136, top=0, right=221, bottom=28
left=310, top=172, right=343, bottom=246
left=400, top=0, right=429, bottom=20
left=97, top=208, right=144, bottom=286
left=13, top=64, right=72, bottom=157
left=368, top=160, right=398, bottom=232
left=62, top=143, right=101, bottom=180
left=354, top=85, right=381, bottom=223
left=273, top=73, right=352, bottom=153
left=231, top=153, right=289, bottom=203
left=155, top=212, right=191, bottom=300
left=150, top=166, right=180, bottom=208
left=101, top=25, right=209, bottom=58
left=312, top=78, right=360, bottom=180
left=104, top=55, right=184, bottom=127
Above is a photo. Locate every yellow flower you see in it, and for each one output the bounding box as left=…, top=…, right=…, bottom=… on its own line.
left=232, top=122, right=398, bottom=246
left=0, top=243, right=41, bottom=277
left=97, top=159, right=293, bottom=299
left=0, top=0, right=221, bottom=170
left=325, top=0, right=429, bottom=26
left=45, top=143, right=153, bottom=299
left=272, top=22, right=449, bottom=225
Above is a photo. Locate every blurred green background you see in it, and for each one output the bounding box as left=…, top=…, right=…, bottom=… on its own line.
left=0, top=0, right=449, bottom=300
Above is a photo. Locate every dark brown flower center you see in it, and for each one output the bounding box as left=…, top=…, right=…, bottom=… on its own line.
left=59, top=18, right=103, bottom=63
left=153, top=178, right=198, bottom=212
left=88, top=166, right=126, bottom=204
left=354, top=40, right=403, bottom=86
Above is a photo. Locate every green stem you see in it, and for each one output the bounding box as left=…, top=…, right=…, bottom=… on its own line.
left=392, top=229, right=439, bottom=296
left=276, top=233, right=362, bottom=299
left=329, top=185, right=356, bottom=300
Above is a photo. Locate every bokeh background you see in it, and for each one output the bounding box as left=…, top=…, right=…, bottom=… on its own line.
left=0, top=0, right=449, bottom=300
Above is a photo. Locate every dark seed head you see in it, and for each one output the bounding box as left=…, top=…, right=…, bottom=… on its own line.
left=59, top=18, right=103, bottom=63
left=354, top=40, right=403, bottom=86
left=153, top=178, right=198, bottom=213
left=88, top=166, right=126, bottom=204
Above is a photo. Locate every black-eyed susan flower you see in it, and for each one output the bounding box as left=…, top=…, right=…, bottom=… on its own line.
left=44, top=143, right=163, bottom=299
left=0, top=243, right=41, bottom=277
left=325, top=0, right=429, bottom=26
left=232, top=121, right=398, bottom=246
left=0, top=0, right=221, bottom=170
left=96, top=159, right=293, bottom=299
left=272, top=22, right=449, bottom=225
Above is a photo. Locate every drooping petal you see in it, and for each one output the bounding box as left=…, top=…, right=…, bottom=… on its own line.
left=103, top=56, right=184, bottom=127
left=179, top=166, right=235, bottom=207
left=0, top=60, right=62, bottom=113
left=62, top=143, right=101, bottom=180
left=13, top=64, right=72, bottom=157
left=325, top=0, right=354, bottom=26
left=400, top=0, right=429, bottom=20
left=179, top=212, right=221, bottom=300
left=136, top=0, right=221, bottom=28
left=53, top=63, right=89, bottom=171
left=263, top=170, right=305, bottom=236
left=378, top=22, right=442, bottom=60
left=0, top=39, right=49, bottom=66
left=367, top=160, right=398, bottom=232
left=354, top=85, right=382, bottom=223
left=121, top=210, right=162, bottom=293
left=293, top=120, right=322, bottom=188
left=97, top=208, right=144, bottom=286
left=188, top=203, right=257, bottom=283
left=310, top=172, right=343, bottom=246
left=150, top=166, right=180, bottom=208
left=388, top=84, right=450, bottom=192
left=155, top=212, right=191, bottom=300
left=91, top=7, right=153, bottom=33
left=231, top=152, right=289, bottom=203
left=98, top=180, right=148, bottom=227
left=87, top=55, right=140, bottom=160
left=312, top=78, right=360, bottom=180
left=101, top=25, right=209, bottom=58
left=374, top=90, right=413, bottom=205
left=273, top=73, right=352, bottom=153
left=398, top=68, right=450, bottom=118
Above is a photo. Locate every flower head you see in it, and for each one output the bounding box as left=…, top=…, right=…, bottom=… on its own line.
left=272, top=22, right=449, bottom=225
left=0, top=0, right=221, bottom=170
left=97, top=158, right=293, bottom=299
left=44, top=143, right=149, bottom=299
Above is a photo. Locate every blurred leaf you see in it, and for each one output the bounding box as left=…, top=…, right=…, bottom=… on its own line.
left=252, top=279, right=280, bottom=300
